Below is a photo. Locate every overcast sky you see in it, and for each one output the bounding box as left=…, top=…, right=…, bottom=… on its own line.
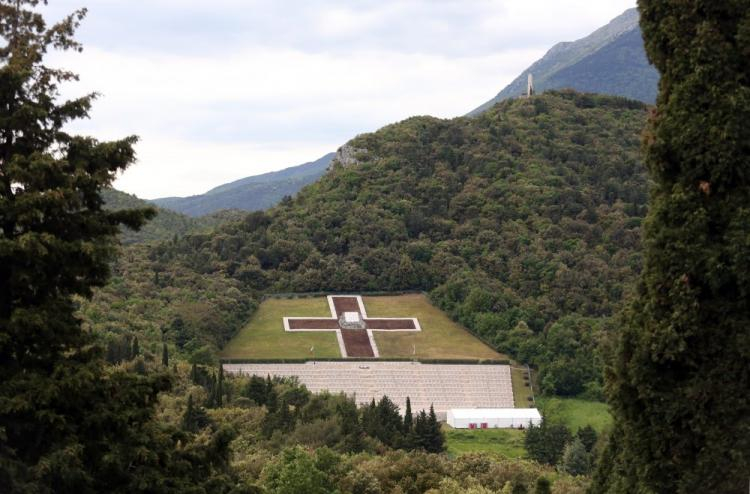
left=46, top=0, right=636, bottom=199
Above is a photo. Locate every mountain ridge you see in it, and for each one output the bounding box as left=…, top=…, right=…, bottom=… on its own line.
left=469, top=8, right=657, bottom=114
left=151, top=152, right=335, bottom=217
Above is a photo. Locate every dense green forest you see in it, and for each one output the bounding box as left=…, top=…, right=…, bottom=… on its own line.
left=85, top=91, right=649, bottom=400
left=102, top=188, right=245, bottom=244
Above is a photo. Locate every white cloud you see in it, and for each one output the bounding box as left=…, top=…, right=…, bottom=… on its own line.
left=44, top=0, right=637, bottom=198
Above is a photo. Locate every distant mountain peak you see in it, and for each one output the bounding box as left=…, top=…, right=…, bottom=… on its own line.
left=469, top=8, right=656, bottom=115
left=151, top=153, right=335, bottom=217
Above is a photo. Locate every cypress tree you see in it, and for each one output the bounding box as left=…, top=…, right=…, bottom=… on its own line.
left=361, top=398, right=378, bottom=438
left=600, top=2, right=750, bottom=492
left=191, top=362, right=198, bottom=383
left=265, top=374, right=273, bottom=398
left=426, top=404, right=445, bottom=453
left=216, top=364, right=223, bottom=407
left=534, top=478, right=551, bottom=494
left=403, top=396, right=413, bottom=433
left=205, top=372, right=216, bottom=408
left=243, top=374, right=268, bottom=405
left=131, top=336, right=140, bottom=359
left=414, top=410, right=428, bottom=451
left=182, top=394, right=196, bottom=431
left=576, top=424, right=597, bottom=453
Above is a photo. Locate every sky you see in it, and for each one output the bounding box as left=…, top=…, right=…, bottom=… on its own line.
left=45, top=0, right=636, bottom=199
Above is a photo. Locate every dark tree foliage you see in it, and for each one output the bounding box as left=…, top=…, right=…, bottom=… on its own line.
left=576, top=424, right=597, bottom=453
left=534, top=477, right=551, bottom=494
left=243, top=375, right=268, bottom=405
left=181, top=394, right=211, bottom=433
left=0, top=3, right=238, bottom=491
left=524, top=420, right=571, bottom=466
left=131, top=336, right=140, bottom=358
left=425, top=405, right=445, bottom=453
left=599, top=1, right=750, bottom=492
left=403, top=396, right=413, bottom=434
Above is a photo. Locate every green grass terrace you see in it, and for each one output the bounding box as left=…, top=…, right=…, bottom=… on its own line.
left=221, top=293, right=504, bottom=361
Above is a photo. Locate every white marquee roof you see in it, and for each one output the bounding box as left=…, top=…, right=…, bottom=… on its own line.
left=448, top=408, right=541, bottom=420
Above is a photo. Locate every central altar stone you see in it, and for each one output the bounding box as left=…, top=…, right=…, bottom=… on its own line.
left=340, top=311, right=365, bottom=329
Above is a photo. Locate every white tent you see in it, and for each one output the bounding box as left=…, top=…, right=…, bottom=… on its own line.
left=446, top=408, right=542, bottom=429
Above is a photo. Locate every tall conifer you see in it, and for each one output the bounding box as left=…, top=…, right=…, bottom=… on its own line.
left=403, top=396, right=413, bottom=433
left=600, top=1, right=750, bottom=492
left=216, top=364, right=224, bottom=407
left=0, top=3, right=236, bottom=490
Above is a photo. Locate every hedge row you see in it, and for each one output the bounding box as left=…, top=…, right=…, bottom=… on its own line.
left=262, top=290, right=425, bottom=300
left=220, top=357, right=510, bottom=365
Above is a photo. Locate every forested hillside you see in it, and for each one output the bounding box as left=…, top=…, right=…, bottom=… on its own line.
left=86, top=91, right=649, bottom=398
left=102, top=188, right=245, bottom=243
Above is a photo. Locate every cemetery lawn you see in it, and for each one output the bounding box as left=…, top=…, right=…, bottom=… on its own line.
left=511, top=366, right=536, bottom=408
left=536, top=397, right=612, bottom=433
left=221, top=293, right=503, bottom=360
left=221, top=297, right=340, bottom=359
left=365, top=294, right=503, bottom=360
left=444, top=425, right=526, bottom=458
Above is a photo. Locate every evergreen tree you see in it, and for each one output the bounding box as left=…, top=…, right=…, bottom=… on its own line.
left=559, top=437, right=590, bottom=476
left=403, top=396, right=413, bottom=433
left=0, top=3, right=239, bottom=487
left=425, top=404, right=445, bottom=453
left=361, top=398, right=378, bottom=438
left=216, top=364, right=223, bottom=407
left=266, top=386, right=279, bottom=413
left=576, top=425, right=597, bottom=453
left=336, top=399, right=364, bottom=453
left=600, top=2, right=750, bottom=492
left=182, top=394, right=196, bottom=431
left=511, top=482, right=528, bottom=494
left=191, top=362, right=198, bottom=384
left=266, top=374, right=274, bottom=399
left=0, top=2, right=240, bottom=491
left=133, top=356, right=146, bottom=375
left=162, top=343, right=169, bottom=367
left=413, top=410, right=429, bottom=450
left=524, top=420, right=571, bottom=466
left=534, top=477, right=551, bottom=494
left=204, top=372, right=217, bottom=408
left=131, top=336, right=140, bottom=359
left=375, top=395, right=403, bottom=447
left=244, top=374, right=268, bottom=405
left=182, top=393, right=211, bottom=433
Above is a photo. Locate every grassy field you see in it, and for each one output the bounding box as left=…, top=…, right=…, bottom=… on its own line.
left=365, top=294, right=502, bottom=360
left=221, top=293, right=502, bottom=360
left=443, top=425, right=526, bottom=458
left=510, top=366, right=535, bottom=408
left=221, top=297, right=340, bottom=359
left=537, top=397, right=612, bottom=432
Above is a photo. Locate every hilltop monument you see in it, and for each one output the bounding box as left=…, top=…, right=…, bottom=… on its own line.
left=526, top=73, right=535, bottom=97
